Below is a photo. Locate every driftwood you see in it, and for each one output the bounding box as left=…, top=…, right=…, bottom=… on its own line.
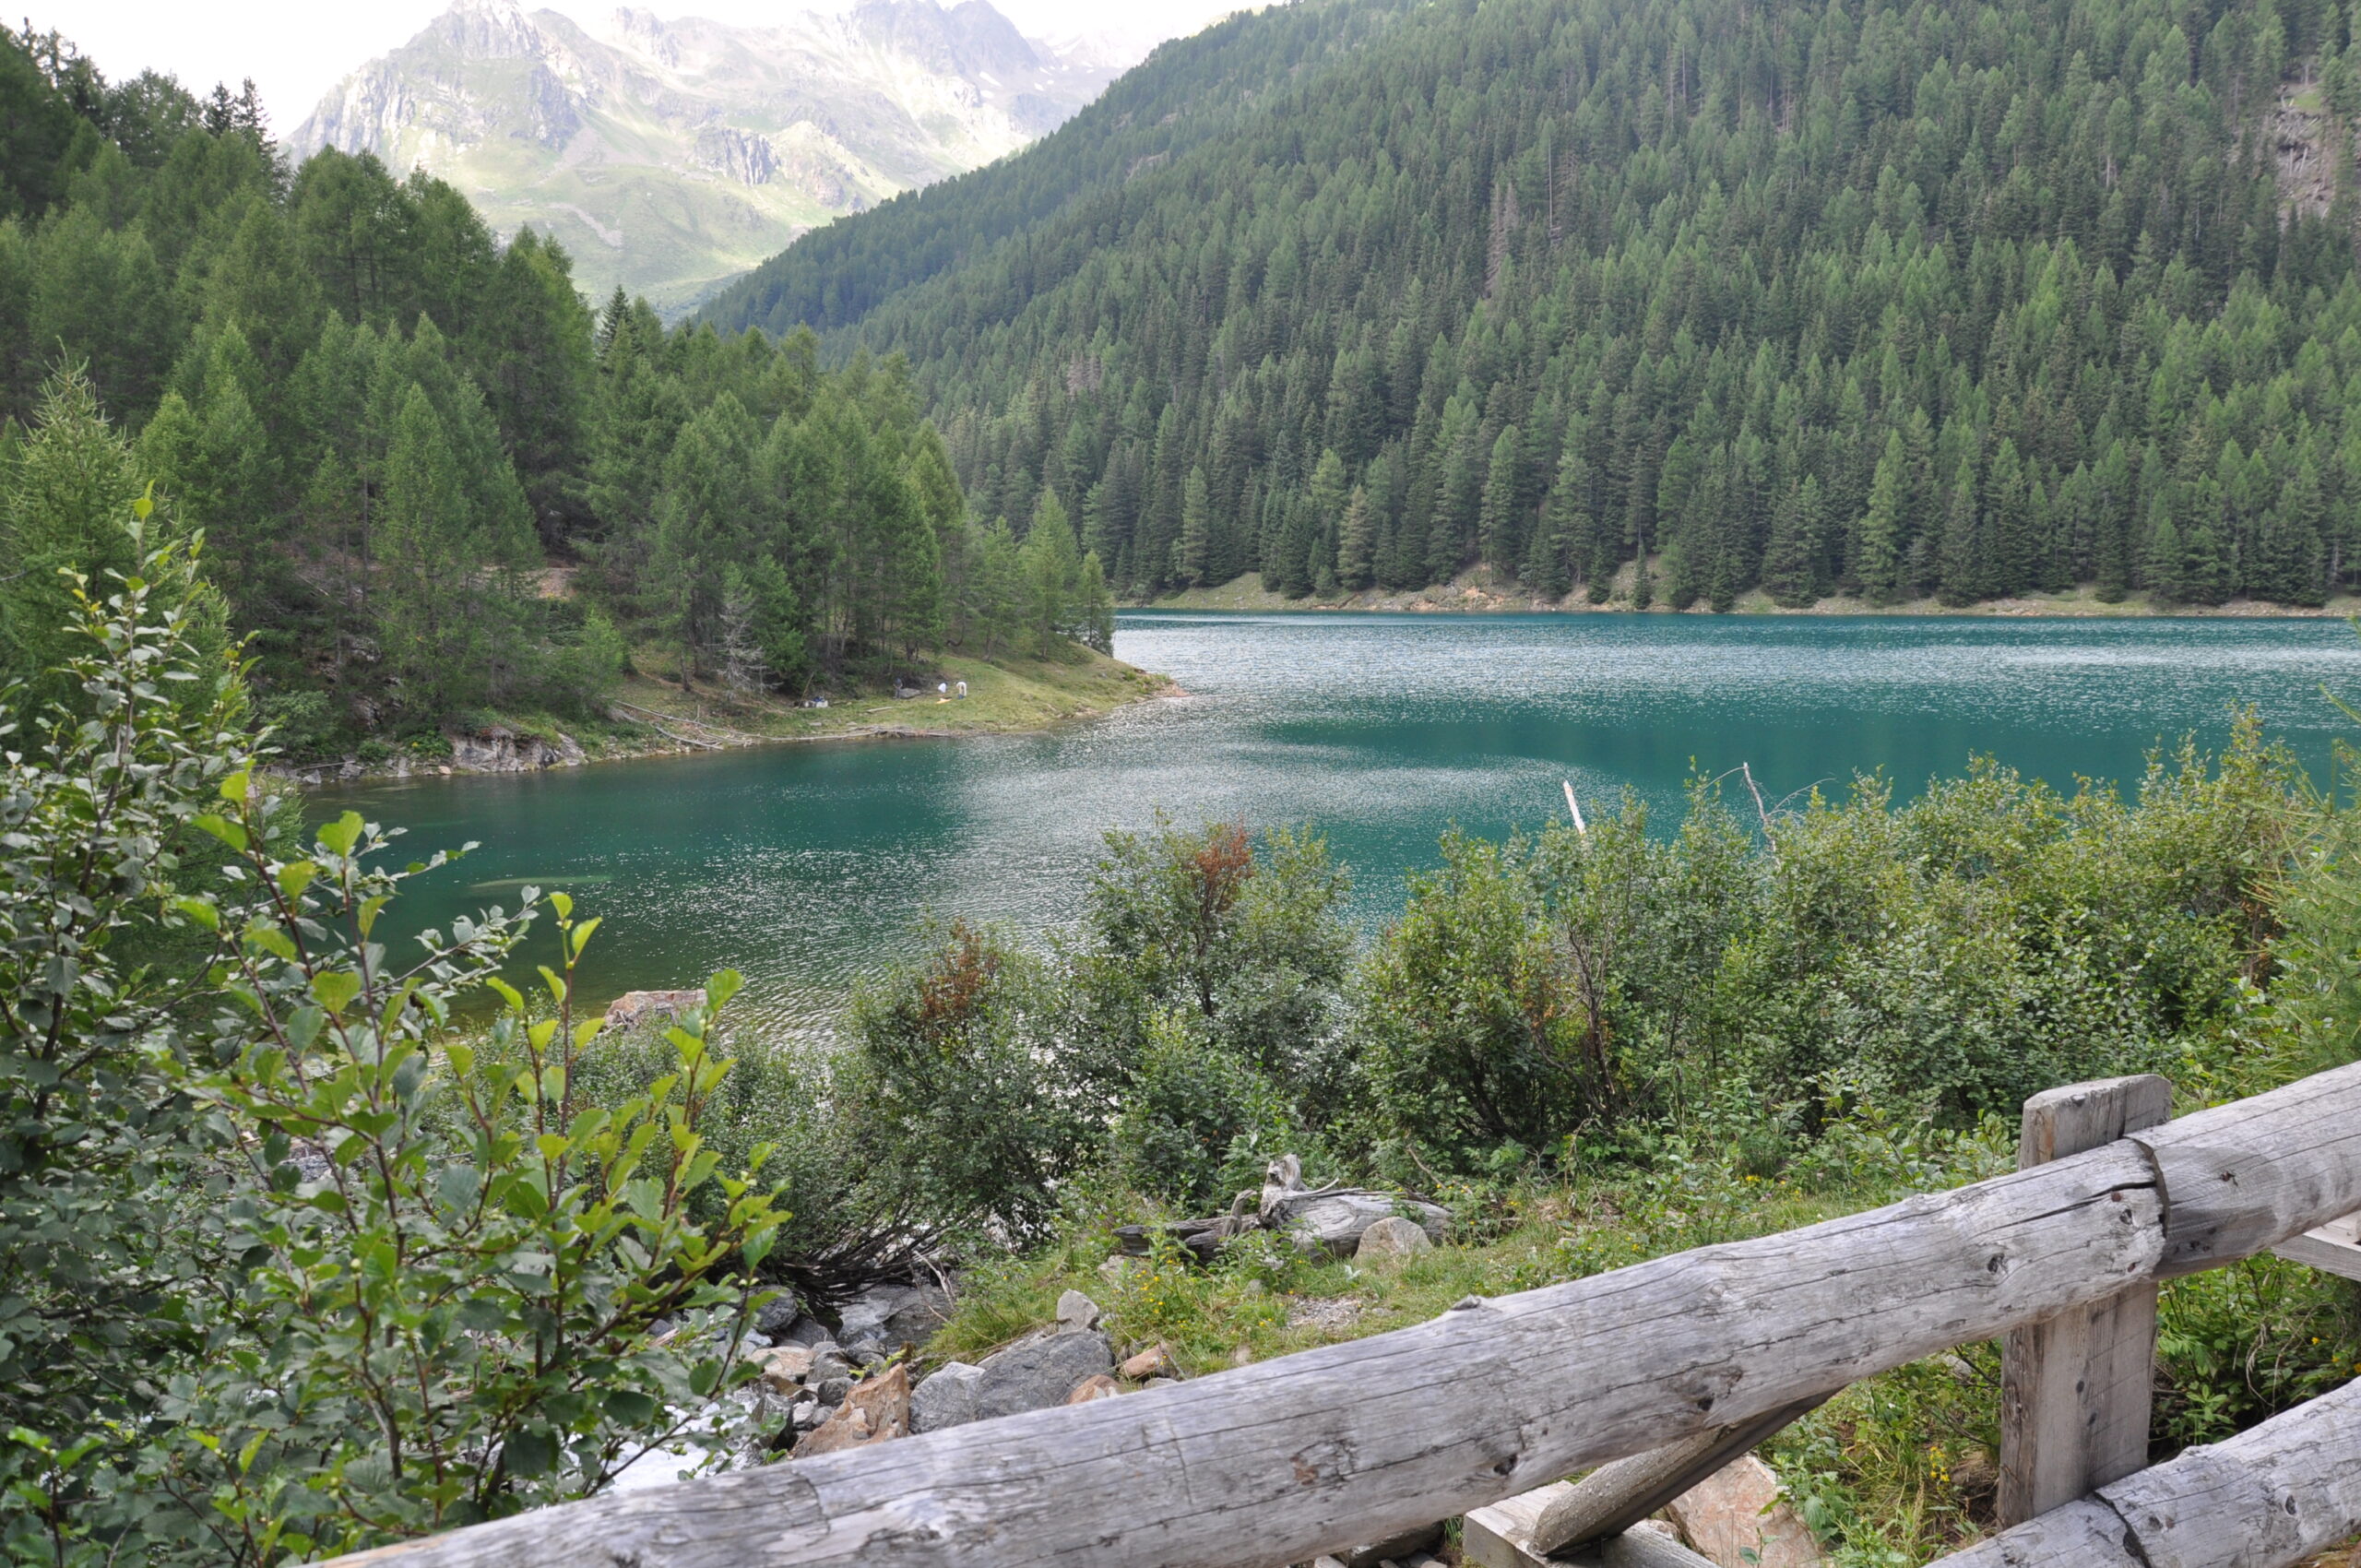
left=1113, top=1156, right=1449, bottom=1263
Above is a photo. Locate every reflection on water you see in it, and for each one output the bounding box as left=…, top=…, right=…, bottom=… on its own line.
left=312, top=612, right=2361, bottom=1039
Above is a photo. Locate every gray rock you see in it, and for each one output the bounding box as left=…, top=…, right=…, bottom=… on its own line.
left=914, top=1331, right=1115, bottom=1431
left=804, top=1343, right=854, bottom=1385
left=1277, top=1192, right=1451, bottom=1258
left=838, top=1282, right=953, bottom=1356
left=777, top=1315, right=832, bottom=1348
left=910, top=1360, right=985, bottom=1433
left=1354, top=1216, right=1434, bottom=1261
left=753, top=1293, right=803, bottom=1339
left=1055, top=1289, right=1102, bottom=1333
left=815, top=1376, right=853, bottom=1408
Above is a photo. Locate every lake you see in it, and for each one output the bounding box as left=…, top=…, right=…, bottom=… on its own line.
left=314, top=612, right=2361, bottom=1039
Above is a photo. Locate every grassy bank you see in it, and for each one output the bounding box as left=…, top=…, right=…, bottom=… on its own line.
left=1146, top=568, right=2361, bottom=619
left=281, top=646, right=1173, bottom=782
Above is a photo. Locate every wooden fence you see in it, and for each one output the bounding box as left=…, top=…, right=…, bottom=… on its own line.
left=332, top=1063, right=2361, bottom=1568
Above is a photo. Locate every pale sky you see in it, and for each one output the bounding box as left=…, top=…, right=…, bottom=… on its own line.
left=43, top=0, right=1246, bottom=135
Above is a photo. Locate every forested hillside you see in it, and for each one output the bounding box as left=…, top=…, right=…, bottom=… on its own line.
left=708, top=0, right=2361, bottom=609
left=0, top=26, right=1098, bottom=759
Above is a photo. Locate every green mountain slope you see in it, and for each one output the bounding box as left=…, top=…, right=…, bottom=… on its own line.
left=706, top=0, right=2361, bottom=610
left=291, top=0, right=1123, bottom=317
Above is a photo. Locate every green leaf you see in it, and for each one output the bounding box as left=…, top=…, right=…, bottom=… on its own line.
left=315, top=812, right=364, bottom=857
left=279, top=861, right=319, bottom=899
left=603, top=1389, right=658, bottom=1425
left=243, top=922, right=298, bottom=963
left=219, top=770, right=252, bottom=807
left=504, top=1427, right=557, bottom=1479
left=192, top=814, right=248, bottom=851
left=172, top=896, right=219, bottom=932
left=310, top=970, right=362, bottom=1016
left=705, top=969, right=745, bottom=1012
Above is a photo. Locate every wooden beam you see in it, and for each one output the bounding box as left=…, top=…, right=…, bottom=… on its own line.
left=1934, top=1375, right=2361, bottom=1568
left=2130, top=1060, right=2361, bottom=1278
left=2272, top=1210, right=2361, bottom=1283
left=1999, top=1075, right=2173, bottom=1526
left=1464, top=1483, right=1718, bottom=1568
left=2100, top=1374, right=2361, bottom=1568
left=1925, top=1498, right=2146, bottom=1566
left=1526, top=1395, right=1831, bottom=1554
left=318, top=1141, right=2166, bottom=1568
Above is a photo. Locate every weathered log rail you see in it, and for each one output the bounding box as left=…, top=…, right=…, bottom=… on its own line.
left=328, top=1062, right=2361, bottom=1568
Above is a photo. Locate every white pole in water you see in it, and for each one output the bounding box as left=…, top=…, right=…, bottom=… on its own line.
left=1563, top=779, right=1588, bottom=836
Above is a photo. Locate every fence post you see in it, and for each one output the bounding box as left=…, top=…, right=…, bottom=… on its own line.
left=1997, top=1074, right=2175, bottom=1526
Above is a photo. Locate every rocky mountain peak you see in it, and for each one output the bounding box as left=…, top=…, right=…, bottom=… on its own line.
left=849, top=0, right=1040, bottom=76
left=427, top=0, right=547, bottom=60
left=288, top=0, right=1121, bottom=316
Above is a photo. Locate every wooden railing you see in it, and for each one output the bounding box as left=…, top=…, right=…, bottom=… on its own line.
left=332, top=1063, right=2361, bottom=1568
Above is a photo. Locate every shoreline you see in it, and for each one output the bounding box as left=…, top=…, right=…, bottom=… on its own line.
left=1140, top=570, right=2361, bottom=621
left=279, top=648, right=1177, bottom=788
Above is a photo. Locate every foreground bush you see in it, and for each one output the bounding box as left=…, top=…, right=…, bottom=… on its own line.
left=0, top=526, right=785, bottom=1564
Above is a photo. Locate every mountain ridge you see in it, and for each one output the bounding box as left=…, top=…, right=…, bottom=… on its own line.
left=291, top=0, right=1121, bottom=314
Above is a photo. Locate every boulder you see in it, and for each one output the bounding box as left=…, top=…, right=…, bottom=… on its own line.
left=1120, top=1342, right=1179, bottom=1381
left=917, top=1331, right=1115, bottom=1432
left=755, top=1344, right=817, bottom=1394
left=1063, top=1374, right=1121, bottom=1404
left=1278, top=1192, right=1450, bottom=1257
left=839, top=1282, right=952, bottom=1357
left=1664, top=1455, right=1823, bottom=1568
left=753, top=1293, right=803, bottom=1339
left=910, top=1361, right=985, bottom=1433
left=1055, top=1289, right=1102, bottom=1334
left=601, top=990, right=706, bottom=1033
left=790, top=1363, right=910, bottom=1458
left=1354, top=1216, right=1435, bottom=1261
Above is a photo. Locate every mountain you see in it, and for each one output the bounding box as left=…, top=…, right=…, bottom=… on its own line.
left=291, top=0, right=1122, bottom=315
left=703, top=0, right=2361, bottom=612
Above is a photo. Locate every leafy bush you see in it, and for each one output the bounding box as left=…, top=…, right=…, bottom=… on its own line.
left=0, top=521, right=789, bottom=1564
left=1106, top=1007, right=1300, bottom=1210
left=840, top=921, right=1092, bottom=1246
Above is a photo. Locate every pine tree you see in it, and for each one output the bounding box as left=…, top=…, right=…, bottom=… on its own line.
left=376, top=385, right=488, bottom=712
left=1022, top=487, right=1083, bottom=654
left=1337, top=484, right=1376, bottom=591
left=1761, top=479, right=1820, bottom=608
left=1856, top=431, right=1906, bottom=606
left=2143, top=497, right=2184, bottom=602
left=1937, top=471, right=1982, bottom=608
left=1075, top=550, right=1115, bottom=653
left=1479, top=424, right=1525, bottom=575
left=1178, top=466, right=1212, bottom=587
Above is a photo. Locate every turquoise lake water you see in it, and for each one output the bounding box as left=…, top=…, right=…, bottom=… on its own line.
left=313, top=612, right=2361, bottom=1038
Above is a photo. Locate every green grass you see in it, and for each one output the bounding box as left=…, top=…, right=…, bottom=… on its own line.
left=600, top=644, right=1170, bottom=754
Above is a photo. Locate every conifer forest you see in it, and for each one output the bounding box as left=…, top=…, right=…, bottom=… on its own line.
left=711, top=0, right=2361, bottom=610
